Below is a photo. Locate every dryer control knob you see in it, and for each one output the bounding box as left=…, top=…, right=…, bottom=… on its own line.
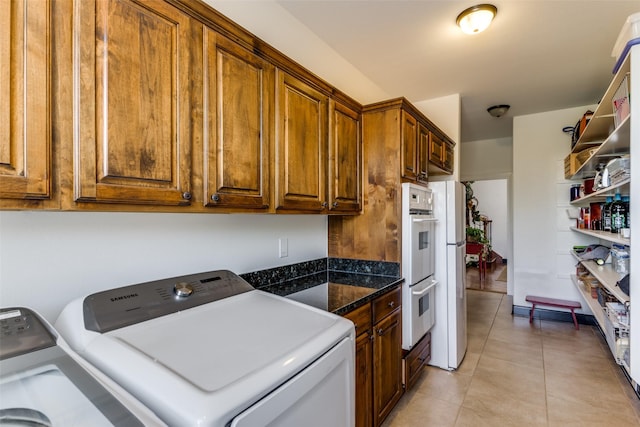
left=174, top=282, right=194, bottom=298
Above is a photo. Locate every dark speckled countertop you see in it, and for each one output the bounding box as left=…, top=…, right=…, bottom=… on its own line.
left=240, top=258, right=403, bottom=316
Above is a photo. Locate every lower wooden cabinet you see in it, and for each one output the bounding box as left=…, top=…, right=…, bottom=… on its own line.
left=343, top=286, right=403, bottom=427
left=403, top=331, right=431, bottom=391
left=373, top=307, right=403, bottom=426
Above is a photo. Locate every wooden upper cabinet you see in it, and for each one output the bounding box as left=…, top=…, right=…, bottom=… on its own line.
left=429, top=132, right=445, bottom=168
left=443, top=140, right=454, bottom=174
left=203, top=30, right=273, bottom=209
left=73, top=0, right=198, bottom=205
left=0, top=0, right=51, bottom=200
left=417, top=124, right=429, bottom=183
left=329, top=100, right=362, bottom=213
left=400, top=111, right=417, bottom=181
left=428, top=131, right=455, bottom=175
left=276, top=71, right=328, bottom=212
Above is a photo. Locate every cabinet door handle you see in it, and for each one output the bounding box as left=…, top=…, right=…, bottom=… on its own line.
left=211, top=194, right=220, bottom=202
left=332, top=201, right=338, bottom=208
left=388, top=301, right=395, bottom=308
left=377, top=320, right=398, bottom=336
left=182, top=192, right=192, bottom=200
left=321, top=202, right=328, bottom=208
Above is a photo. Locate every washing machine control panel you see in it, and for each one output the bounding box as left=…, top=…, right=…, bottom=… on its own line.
left=83, top=270, right=255, bottom=333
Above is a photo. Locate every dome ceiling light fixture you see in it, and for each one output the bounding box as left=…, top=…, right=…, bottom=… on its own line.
left=456, top=4, right=498, bottom=34
left=487, top=104, right=510, bottom=118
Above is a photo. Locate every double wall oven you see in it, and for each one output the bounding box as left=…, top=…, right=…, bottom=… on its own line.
left=401, top=183, right=437, bottom=350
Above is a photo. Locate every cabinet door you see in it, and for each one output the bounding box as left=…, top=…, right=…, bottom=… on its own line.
left=373, top=308, right=403, bottom=427
left=355, top=331, right=373, bottom=427
left=417, top=124, right=429, bottom=183
left=74, top=0, right=196, bottom=205
left=443, top=140, right=454, bottom=173
left=401, top=111, right=417, bottom=181
left=0, top=0, right=50, bottom=200
left=329, top=100, right=361, bottom=213
left=429, top=132, right=445, bottom=168
left=276, top=71, right=328, bottom=212
left=204, top=31, right=273, bottom=209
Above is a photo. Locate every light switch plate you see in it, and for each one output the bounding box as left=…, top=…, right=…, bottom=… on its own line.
left=279, top=238, right=288, bottom=258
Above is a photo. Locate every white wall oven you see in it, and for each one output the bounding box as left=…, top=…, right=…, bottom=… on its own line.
left=401, top=183, right=437, bottom=350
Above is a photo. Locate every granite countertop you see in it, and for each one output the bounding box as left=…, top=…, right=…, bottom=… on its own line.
left=241, top=258, right=404, bottom=316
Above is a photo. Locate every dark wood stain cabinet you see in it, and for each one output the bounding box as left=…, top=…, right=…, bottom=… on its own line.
left=329, top=99, right=362, bottom=213
left=328, top=97, right=455, bottom=262
left=1, top=0, right=362, bottom=214
left=0, top=0, right=51, bottom=203
left=275, top=71, right=328, bottom=212
left=203, top=30, right=273, bottom=209
left=73, top=0, right=197, bottom=206
left=343, top=286, right=403, bottom=427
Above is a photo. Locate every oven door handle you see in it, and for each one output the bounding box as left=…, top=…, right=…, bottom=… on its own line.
left=412, top=281, right=437, bottom=296
left=411, top=218, right=437, bottom=223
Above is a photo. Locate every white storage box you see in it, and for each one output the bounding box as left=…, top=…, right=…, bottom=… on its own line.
left=612, top=12, right=640, bottom=73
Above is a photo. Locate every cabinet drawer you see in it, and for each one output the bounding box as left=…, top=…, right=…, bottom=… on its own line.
left=404, top=331, right=430, bottom=391
left=372, top=287, right=401, bottom=324
left=344, top=303, right=372, bottom=335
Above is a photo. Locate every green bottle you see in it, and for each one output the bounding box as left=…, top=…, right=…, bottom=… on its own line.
left=611, top=193, right=626, bottom=234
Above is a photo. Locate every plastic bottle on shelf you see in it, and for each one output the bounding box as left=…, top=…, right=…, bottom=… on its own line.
left=602, top=196, right=613, bottom=232
left=610, top=193, right=627, bottom=234
left=622, top=195, right=630, bottom=230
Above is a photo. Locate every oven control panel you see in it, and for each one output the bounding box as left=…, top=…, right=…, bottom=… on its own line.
left=0, top=307, right=56, bottom=360
left=83, top=270, right=255, bottom=333
left=403, top=183, right=433, bottom=216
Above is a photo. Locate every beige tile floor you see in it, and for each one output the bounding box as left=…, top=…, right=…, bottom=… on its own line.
left=382, top=290, right=640, bottom=427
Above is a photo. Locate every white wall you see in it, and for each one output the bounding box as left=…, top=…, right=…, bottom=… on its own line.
left=0, top=212, right=327, bottom=322
left=460, top=137, right=513, bottom=181
left=467, top=180, right=508, bottom=261
left=512, top=104, right=597, bottom=310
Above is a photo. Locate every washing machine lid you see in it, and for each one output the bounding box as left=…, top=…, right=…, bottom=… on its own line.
left=107, top=290, right=342, bottom=391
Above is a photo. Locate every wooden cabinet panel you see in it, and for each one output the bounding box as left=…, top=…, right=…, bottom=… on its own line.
left=276, top=71, right=328, bottom=212
left=0, top=0, right=50, bottom=200
left=401, top=111, right=417, bottom=181
left=344, top=302, right=372, bottom=336
left=373, top=308, right=403, bottom=427
left=74, top=0, right=197, bottom=205
left=329, top=100, right=362, bottom=213
left=417, top=124, right=429, bottom=183
left=372, top=286, right=401, bottom=324
left=443, top=140, right=454, bottom=174
left=354, top=326, right=373, bottom=427
left=203, top=31, right=273, bottom=209
left=343, top=287, right=403, bottom=427
left=429, top=132, right=445, bottom=167
left=403, top=331, right=430, bottom=391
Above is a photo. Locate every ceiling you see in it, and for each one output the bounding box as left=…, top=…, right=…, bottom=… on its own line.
left=272, top=1, right=638, bottom=142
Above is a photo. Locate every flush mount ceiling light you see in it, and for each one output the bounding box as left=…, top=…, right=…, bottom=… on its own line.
left=487, top=104, right=510, bottom=117
left=456, top=4, right=497, bottom=34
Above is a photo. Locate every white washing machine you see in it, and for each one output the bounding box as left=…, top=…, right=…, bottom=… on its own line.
left=55, top=270, right=355, bottom=427
left=0, top=307, right=164, bottom=426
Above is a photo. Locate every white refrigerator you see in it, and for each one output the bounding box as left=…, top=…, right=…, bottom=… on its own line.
left=428, top=180, right=468, bottom=370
